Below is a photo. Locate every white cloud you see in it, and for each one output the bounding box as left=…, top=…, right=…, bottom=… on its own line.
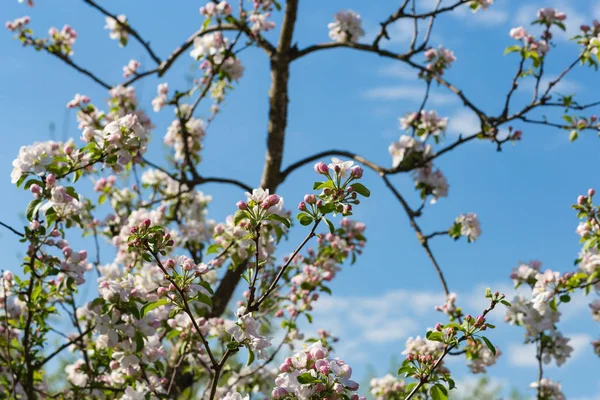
left=377, top=63, right=417, bottom=80
left=508, top=342, right=537, bottom=367
left=310, top=289, right=445, bottom=345
left=361, top=318, right=419, bottom=343
left=519, top=76, right=582, bottom=95
left=363, top=19, right=415, bottom=45
left=362, top=86, right=456, bottom=105
left=447, top=109, right=481, bottom=136
left=452, top=376, right=507, bottom=398
left=452, top=5, right=509, bottom=26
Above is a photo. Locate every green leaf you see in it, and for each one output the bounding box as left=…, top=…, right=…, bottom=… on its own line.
left=202, top=18, right=211, bottom=30
left=500, top=300, right=512, bottom=307
left=397, top=364, right=414, bottom=376
left=481, top=336, right=496, bottom=355
left=141, top=299, right=169, bottom=318
left=65, top=186, right=78, bottom=200
left=320, top=285, right=332, bottom=295
left=199, top=281, right=214, bottom=295
left=296, top=212, right=313, bottom=226
left=16, top=174, right=27, bottom=188
left=206, top=244, right=220, bottom=254
left=350, top=183, right=370, bottom=197
left=246, top=347, right=255, bottom=366
left=31, top=285, right=42, bottom=302
left=227, top=341, right=239, bottom=350
left=196, top=293, right=213, bottom=307
left=90, top=297, right=105, bottom=309
left=319, top=202, right=336, bottom=214
left=233, top=210, right=247, bottom=225
left=569, top=130, right=578, bottom=142
left=26, top=199, right=42, bottom=221
left=559, top=294, right=571, bottom=303
left=268, top=213, right=291, bottom=228
left=135, top=332, right=145, bottom=352
left=313, top=180, right=334, bottom=190
left=430, top=384, right=448, bottom=400
left=426, top=331, right=444, bottom=342
left=504, top=44, right=521, bottom=55
left=322, top=217, right=335, bottom=234
left=447, top=378, right=456, bottom=390
left=45, top=206, right=57, bottom=227
left=166, top=330, right=181, bottom=340
left=297, top=372, right=321, bottom=384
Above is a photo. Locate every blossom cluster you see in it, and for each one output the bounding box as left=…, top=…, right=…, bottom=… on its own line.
left=105, top=14, right=129, bottom=46
left=449, top=213, right=482, bottom=242
left=328, top=10, right=365, bottom=43
left=423, top=46, right=456, bottom=77
left=272, top=341, right=364, bottom=399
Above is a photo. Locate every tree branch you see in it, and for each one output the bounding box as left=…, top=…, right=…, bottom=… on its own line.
left=82, top=0, right=162, bottom=65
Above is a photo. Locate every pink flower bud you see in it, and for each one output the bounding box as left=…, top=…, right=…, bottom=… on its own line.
left=279, top=362, right=291, bottom=372
left=236, top=201, right=248, bottom=210
left=29, top=220, right=40, bottom=231
left=110, top=360, right=119, bottom=370
left=143, top=219, right=151, bottom=227
left=78, top=250, right=87, bottom=260
left=157, top=287, right=168, bottom=296
left=46, top=173, right=56, bottom=186
left=272, top=388, right=287, bottom=398
left=30, top=184, right=41, bottom=195
left=166, top=259, right=175, bottom=269
left=435, top=323, right=442, bottom=331
left=266, top=194, right=280, bottom=207
left=314, top=162, right=328, bottom=175
left=275, top=309, right=284, bottom=317
left=578, top=195, right=587, bottom=205
left=589, top=188, right=596, bottom=197
left=350, top=166, right=363, bottom=178
left=63, top=247, right=73, bottom=257
left=304, top=194, right=316, bottom=204
left=298, top=202, right=306, bottom=211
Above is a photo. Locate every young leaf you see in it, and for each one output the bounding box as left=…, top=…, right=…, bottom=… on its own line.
left=430, top=384, right=448, bottom=400
left=246, top=347, right=255, bottom=366
left=322, top=217, right=335, bottom=234
left=297, top=372, right=321, bottom=384
left=233, top=210, right=247, bottom=226
left=350, top=183, right=370, bottom=197
left=26, top=199, right=42, bottom=221
left=268, top=213, right=291, bottom=228
left=141, top=299, right=169, bottom=318
left=481, top=336, right=496, bottom=355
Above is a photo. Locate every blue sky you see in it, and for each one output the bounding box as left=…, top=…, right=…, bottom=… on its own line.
left=2, top=0, right=600, bottom=398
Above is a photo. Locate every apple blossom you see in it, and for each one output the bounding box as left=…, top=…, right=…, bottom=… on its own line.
left=328, top=10, right=364, bottom=43
left=105, top=14, right=129, bottom=46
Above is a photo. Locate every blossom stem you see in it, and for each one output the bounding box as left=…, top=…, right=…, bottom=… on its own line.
left=249, top=219, right=321, bottom=312
left=147, top=248, right=218, bottom=367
